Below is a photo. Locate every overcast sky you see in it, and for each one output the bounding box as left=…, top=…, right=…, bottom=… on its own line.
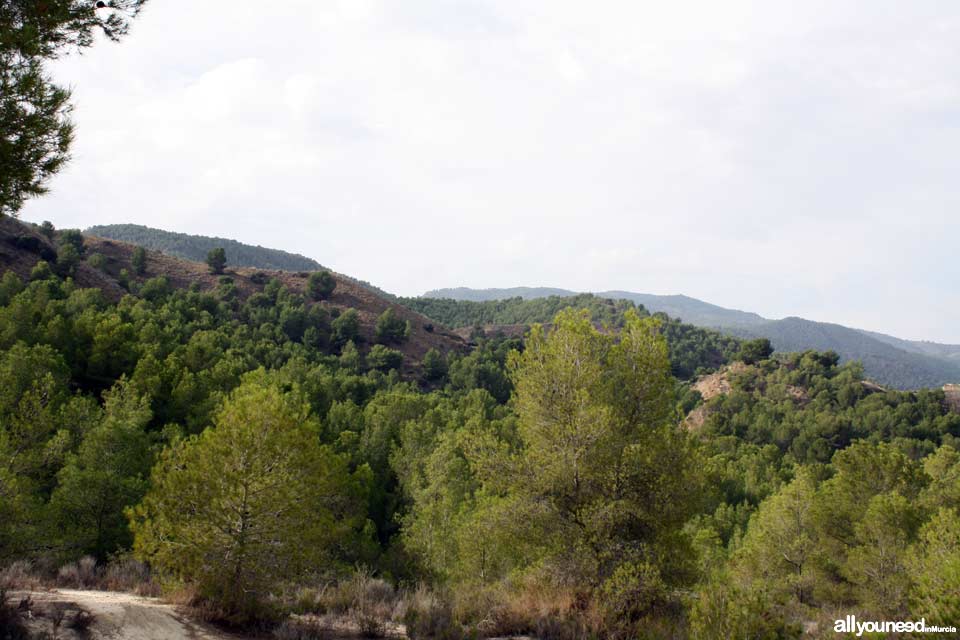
left=19, top=0, right=960, bottom=342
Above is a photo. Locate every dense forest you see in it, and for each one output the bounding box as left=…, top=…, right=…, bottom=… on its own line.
left=86, top=224, right=324, bottom=272
left=402, top=293, right=743, bottom=380
left=1, top=227, right=959, bottom=638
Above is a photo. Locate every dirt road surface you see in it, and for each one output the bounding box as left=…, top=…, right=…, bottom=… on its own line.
left=24, top=589, right=244, bottom=640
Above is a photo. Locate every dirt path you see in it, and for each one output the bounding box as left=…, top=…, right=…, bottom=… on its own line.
left=23, top=589, right=244, bottom=640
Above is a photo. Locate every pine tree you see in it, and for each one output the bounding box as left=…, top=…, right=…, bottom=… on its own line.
left=206, top=247, right=226, bottom=274
left=129, top=374, right=363, bottom=620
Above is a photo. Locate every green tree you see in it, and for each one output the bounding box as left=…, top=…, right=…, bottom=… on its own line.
left=464, top=309, right=699, bottom=590
left=367, top=344, right=403, bottom=372
left=375, top=308, right=410, bottom=344
left=737, top=338, right=773, bottom=365
left=56, top=228, right=83, bottom=253
left=422, top=348, right=447, bottom=382
left=737, top=469, right=821, bottom=606
left=130, top=375, right=363, bottom=620
left=55, top=241, right=81, bottom=276
left=39, top=220, right=55, bottom=238
left=131, top=245, right=147, bottom=275
left=332, top=309, right=361, bottom=348
left=1, top=0, right=148, bottom=216
left=908, top=507, right=960, bottom=623
left=206, top=247, right=226, bottom=275
left=306, top=270, right=336, bottom=301
left=49, top=381, right=152, bottom=559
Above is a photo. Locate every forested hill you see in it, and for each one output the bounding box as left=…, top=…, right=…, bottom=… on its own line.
left=401, top=293, right=744, bottom=380
left=423, top=286, right=766, bottom=327
left=86, top=223, right=323, bottom=272
left=1, top=217, right=462, bottom=370
left=423, top=286, right=960, bottom=390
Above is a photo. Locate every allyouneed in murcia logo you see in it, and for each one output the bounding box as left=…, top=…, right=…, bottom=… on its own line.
left=834, top=615, right=957, bottom=636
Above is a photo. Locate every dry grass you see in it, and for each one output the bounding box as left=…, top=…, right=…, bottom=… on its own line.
left=0, top=560, right=44, bottom=591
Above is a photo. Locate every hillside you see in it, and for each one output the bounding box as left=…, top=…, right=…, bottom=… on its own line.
left=85, top=223, right=324, bottom=272
left=402, top=293, right=743, bottom=380
left=2, top=218, right=463, bottom=369
left=423, top=286, right=960, bottom=390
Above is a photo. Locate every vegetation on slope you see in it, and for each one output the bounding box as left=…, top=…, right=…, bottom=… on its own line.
left=403, top=293, right=743, bottom=380
left=3, top=244, right=960, bottom=635
left=86, top=223, right=324, bottom=272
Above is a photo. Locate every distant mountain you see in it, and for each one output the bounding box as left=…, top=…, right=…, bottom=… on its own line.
left=422, top=286, right=960, bottom=390
left=423, top=286, right=575, bottom=302
left=86, top=224, right=323, bottom=272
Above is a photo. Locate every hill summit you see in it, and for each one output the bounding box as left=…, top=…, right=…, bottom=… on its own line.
left=86, top=223, right=323, bottom=272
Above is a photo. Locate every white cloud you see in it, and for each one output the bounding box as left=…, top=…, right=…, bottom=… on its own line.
left=19, top=0, right=960, bottom=342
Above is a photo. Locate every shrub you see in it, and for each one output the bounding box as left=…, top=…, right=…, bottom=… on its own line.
left=374, top=309, right=410, bottom=345
left=39, top=220, right=55, bottom=239
left=57, top=556, right=99, bottom=589
left=402, top=587, right=459, bottom=640
left=307, top=271, right=336, bottom=301
left=599, top=561, right=668, bottom=625
left=87, top=252, right=107, bottom=271
left=250, top=271, right=270, bottom=285
left=102, top=556, right=158, bottom=596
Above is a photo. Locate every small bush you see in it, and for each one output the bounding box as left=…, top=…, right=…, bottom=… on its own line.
left=87, top=252, right=107, bottom=271
left=57, top=556, right=99, bottom=589
left=403, top=586, right=460, bottom=640
left=367, top=345, right=403, bottom=372
left=0, top=561, right=41, bottom=590
left=273, top=617, right=331, bottom=640
left=102, top=556, right=158, bottom=596
left=251, top=271, right=270, bottom=285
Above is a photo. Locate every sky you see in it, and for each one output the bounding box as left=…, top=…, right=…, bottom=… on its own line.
left=19, top=0, right=960, bottom=343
